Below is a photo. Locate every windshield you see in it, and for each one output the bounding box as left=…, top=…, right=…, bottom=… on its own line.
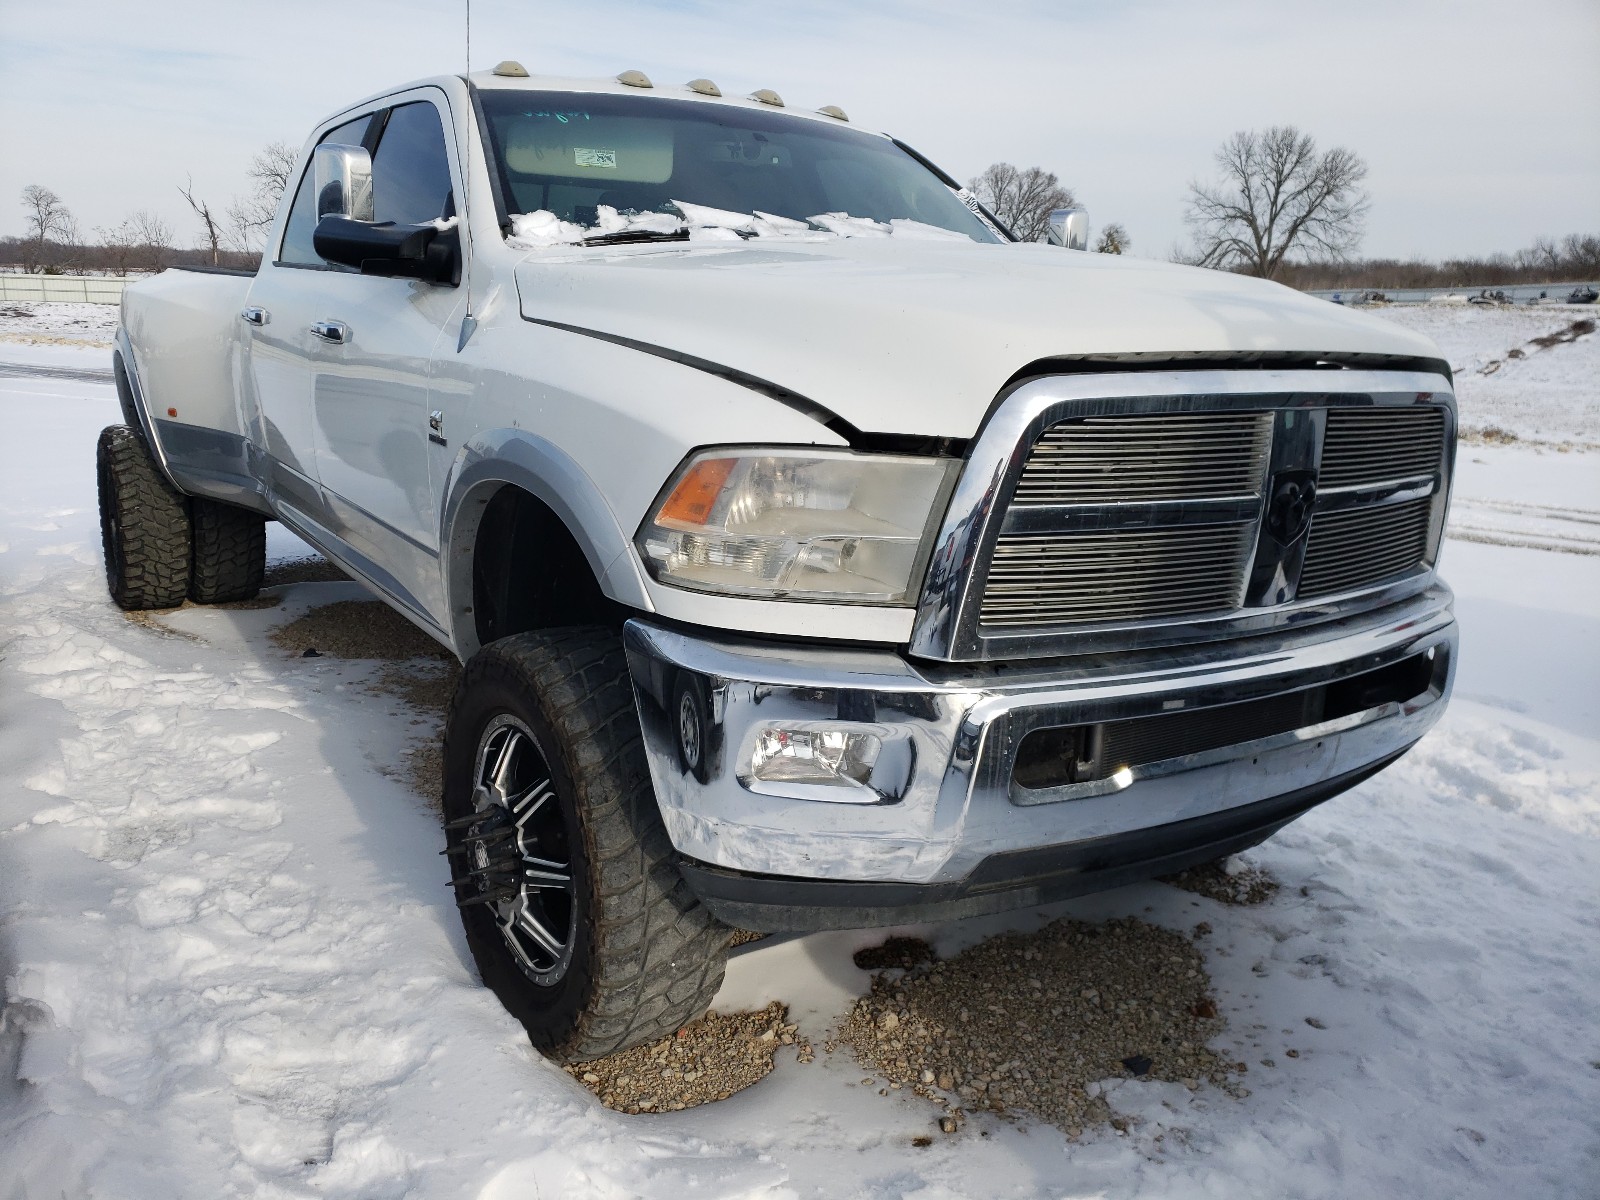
left=477, top=89, right=1002, bottom=244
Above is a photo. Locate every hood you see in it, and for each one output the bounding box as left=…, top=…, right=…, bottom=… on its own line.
left=513, top=238, right=1442, bottom=440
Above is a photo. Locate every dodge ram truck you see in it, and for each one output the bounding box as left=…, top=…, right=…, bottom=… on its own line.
left=101, top=64, right=1459, bottom=1062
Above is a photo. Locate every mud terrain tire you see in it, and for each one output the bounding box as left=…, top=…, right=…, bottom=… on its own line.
left=96, top=424, right=191, bottom=610
left=189, top=498, right=266, bottom=604
left=442, top=627, right=729, bottom=1063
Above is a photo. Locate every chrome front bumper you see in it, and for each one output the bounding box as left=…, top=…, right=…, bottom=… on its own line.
left=623, top=585, right=1456, bottom=921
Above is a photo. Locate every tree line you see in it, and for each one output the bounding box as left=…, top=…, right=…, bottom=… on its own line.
left=5, top=142, right=295, bottom=275
left=1269, top=234, right=1600, bottom=291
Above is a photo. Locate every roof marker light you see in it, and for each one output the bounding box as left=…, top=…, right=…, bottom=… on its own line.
left=617, top=70, right=654, bottom=88
left=686, top=78, right=722, bottom=97
left=748, top=88, right=784, bottom=107
left=492, top=60, right=529, bottom=78
left=818, top=105, right=849, bottom=122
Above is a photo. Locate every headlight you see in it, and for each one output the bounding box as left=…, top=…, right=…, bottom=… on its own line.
left=636, top=448, right=956, bottom=604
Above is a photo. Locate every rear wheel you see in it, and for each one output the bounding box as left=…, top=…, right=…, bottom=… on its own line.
left=442, top=627, right=729, bottom=1062
left=96, top=424, right=190, bottom=610
left=189, top=497, right=266, bottom=604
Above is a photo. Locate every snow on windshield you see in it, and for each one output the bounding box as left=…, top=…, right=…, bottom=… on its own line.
left=507, top=202, right=973, bottom=249
left=479, top=89, right=1003, bottom=248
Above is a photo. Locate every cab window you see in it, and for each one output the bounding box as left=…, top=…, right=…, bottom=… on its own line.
left=277, top=115, right=372, bottom=268
left=370, top=102, right=456, bottom=226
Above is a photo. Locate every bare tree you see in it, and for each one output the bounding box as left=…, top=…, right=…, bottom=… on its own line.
left=1515, top=236, right=1560, bottom=274
left=1094, top=223, right=1131, bottom=255
left=227, top=141, right=298, bottom=252
left=1183, top=126, right=1369, bottom=279
left=967, top=163, right=1077, bottom=243
left=19, top=184, right=76, bottom=273
left=127, top=210, right=174, bottom=272
left=1560, top=232, right=1600, bottom=275
left=96, top=221, right=138, bottom=276
left=179, top=177, right=224, bottom=266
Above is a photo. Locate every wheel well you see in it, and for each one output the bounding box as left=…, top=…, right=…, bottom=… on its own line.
left=112, top=352, right=142, bottom=430
left=471, top=485, right=623, bottom=646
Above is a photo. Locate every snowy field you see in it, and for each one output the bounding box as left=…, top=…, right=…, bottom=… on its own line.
left=1, top=303, right=1597, bottom=1199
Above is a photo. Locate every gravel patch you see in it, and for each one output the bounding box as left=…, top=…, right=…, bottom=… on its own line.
left=1461, top=426, right=1521, bottom=446
left=267, top=599, right=450, bottom=663
left=853, top=936, right=938, bottom=972
left=263, top=554, right=349, bottom=587
left=268, top=599, right=457, bottom=801
left=837, top=917, right=1241, bottom=1140
left=1161, top=855, right=1279, bottom=906
left=565, top=1001, right=811, bottom=1114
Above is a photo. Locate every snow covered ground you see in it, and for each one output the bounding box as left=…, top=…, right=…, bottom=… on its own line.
left=1, top=305, right=1597, bottom=1199
left=1374, top=301, right=1598, bottom=446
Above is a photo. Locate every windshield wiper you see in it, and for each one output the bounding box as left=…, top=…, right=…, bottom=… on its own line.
left=581, top=228, right=690, bottom=247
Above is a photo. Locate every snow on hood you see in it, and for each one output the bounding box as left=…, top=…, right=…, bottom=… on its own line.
left=513, top=238, right=1445, bottom=439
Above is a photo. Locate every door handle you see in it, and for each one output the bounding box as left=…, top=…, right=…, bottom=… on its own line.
left=241, top=306, right=269, bottom=326
left=310, top=320, right=350, bottom=344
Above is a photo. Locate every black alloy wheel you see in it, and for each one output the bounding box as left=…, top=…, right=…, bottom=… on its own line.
left=457, top=714, right=577, bottom=986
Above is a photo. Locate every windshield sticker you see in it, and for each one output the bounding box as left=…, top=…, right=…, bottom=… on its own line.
left=574, top=147, right=618, bottom=169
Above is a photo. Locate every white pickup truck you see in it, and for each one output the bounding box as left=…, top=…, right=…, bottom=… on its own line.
left=102, top=64, right=1458, bottom=1062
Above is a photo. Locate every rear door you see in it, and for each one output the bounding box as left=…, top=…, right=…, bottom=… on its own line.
left=241, top=112, right=372, bottom=525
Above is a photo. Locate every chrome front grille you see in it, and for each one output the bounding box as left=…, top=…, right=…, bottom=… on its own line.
left=908, top=368, right=1456, bottom=664
left=968, top=394, right=1450, bottom=640
left=981, top=523, right=1254, bottom=628
left=1319, top=407, right=1445, bottom=488
left=1012, top=412, right=1272, bottom=504
left=1298, top=496, right=1433, bottom=598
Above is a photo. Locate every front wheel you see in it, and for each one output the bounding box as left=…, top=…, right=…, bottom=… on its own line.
left=442, top=628, right=729, bottom=1062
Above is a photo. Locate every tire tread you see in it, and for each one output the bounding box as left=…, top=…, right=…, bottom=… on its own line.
left=444, top=627, right=729, bottom=1062
left=96, top=424, right=191, bottom=610
left=189, top=497, right=265, bottom=603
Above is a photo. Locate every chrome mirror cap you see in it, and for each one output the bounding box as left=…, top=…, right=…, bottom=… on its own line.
left=1044, top=208, right=1090, bottom=250
left=313, top=143, right=374, bottom=223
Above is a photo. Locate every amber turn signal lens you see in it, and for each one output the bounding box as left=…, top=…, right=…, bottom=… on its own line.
left=656, top=456, right=736, bottom=526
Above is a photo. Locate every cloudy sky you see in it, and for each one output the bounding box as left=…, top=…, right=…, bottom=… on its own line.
left=1, top=0, right=1595, bottom=261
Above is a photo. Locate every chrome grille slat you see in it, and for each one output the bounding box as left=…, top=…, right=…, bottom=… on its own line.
left=1319, top=408, right=1444, bottom=488
left=1012, top=412, right=1272, bottom=504
left=1297, top=497, right=1433, bottom=598
left=980, top=522, right=1252, bottom=629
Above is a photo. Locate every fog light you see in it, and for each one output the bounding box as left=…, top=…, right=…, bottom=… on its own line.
left=749, top=727, right=880, bottom=787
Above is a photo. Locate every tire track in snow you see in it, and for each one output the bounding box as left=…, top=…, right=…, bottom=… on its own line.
left=1447, top=495, right=1600, bottom=556
left=0, top=359, right=113, bottom=383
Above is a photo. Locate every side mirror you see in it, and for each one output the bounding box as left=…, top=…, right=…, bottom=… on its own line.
left=313, top=143, right=374, bottom=222
left=1044, top=208, right=1090, bottom=251
left=313, top=216, right=460, bottom=285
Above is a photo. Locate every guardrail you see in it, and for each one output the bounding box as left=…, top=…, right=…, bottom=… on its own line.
left=1306, top=281, right=1599, bottom=306
left=0, top=275, right=129, bottom=304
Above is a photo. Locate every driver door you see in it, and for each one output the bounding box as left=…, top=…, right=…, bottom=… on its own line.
left=305, top=96, right=467, bottom=624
